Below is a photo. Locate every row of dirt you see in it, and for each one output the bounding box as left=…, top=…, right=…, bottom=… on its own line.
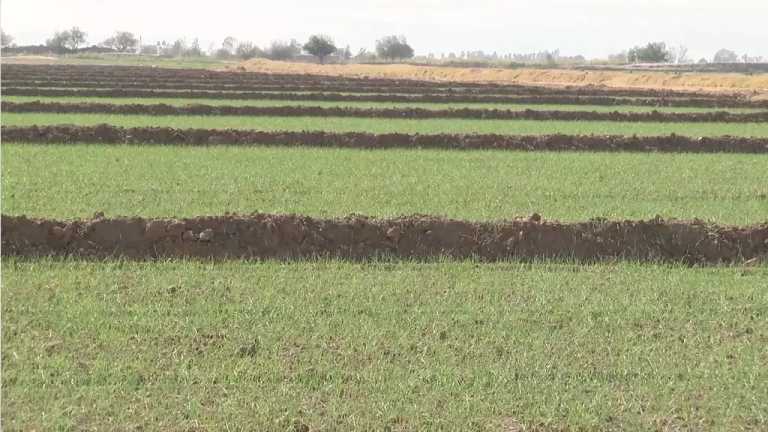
left=1, top=73, right=461, bottom=89
left=6, top=101, right=768, bottom=123
left=2, top=64, right=725, bottom=97
left=2, top=79, right=722, bottom=98
left=5, top=125, right=768, bottom=153
left=5, top=87, right=766, bottom=108
left=3, top=213, right=766, bottom=264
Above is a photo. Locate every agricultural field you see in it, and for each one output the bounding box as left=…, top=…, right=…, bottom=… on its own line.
left=2, top=63, right=767, bottom=431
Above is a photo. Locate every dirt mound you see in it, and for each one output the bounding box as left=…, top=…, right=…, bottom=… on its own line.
left=3, top=214, right=766, bottom=264
left=5, top=125, right=768, bottom=153
left=5, top=101, right=768, bottom=123
left=3, top=79, right=721, bottom=98
left=5, top=87, right=766, bottom=108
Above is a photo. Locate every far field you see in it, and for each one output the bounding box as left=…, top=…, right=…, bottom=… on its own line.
left=4, top=113, right=768, bottom=137
left=3, top=144, right=766, bottom=223
left=238, top=58, right=768, bottom=96
left=1, top=54, right=230, bottom=69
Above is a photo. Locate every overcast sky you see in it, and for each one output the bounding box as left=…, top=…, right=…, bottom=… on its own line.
left=2, top=0, right=767, bottom=60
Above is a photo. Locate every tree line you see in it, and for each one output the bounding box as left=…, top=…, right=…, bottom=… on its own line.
left=1, top=28, right=763, bottom=65
left=0, top=27, right=416, bottom=63
left=612, top=42, right=763, bottom=65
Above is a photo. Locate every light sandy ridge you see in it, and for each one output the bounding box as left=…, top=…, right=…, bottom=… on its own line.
left=233, top=59, right=768, bottom=98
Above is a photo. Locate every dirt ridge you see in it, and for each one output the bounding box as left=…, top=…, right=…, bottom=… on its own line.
left=5, top=101, right=767, bottom=123
left=3, top=214, right=766, bottom=263
left=4, top=125, right=768, bottom=153
left=5, top=87, right=766, bottom=108
left=2, top=79, right=720, bottom=98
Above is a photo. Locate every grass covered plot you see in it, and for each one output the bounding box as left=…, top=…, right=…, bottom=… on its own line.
left=3, top=259, right=767, bottom=430
left=3, top=112, right=768, bottom=137
left=3, top=144, right=767, bottom=223
left=4, top=95, right=765, bottom=113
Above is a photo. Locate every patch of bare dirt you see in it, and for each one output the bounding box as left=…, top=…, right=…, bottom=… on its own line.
left=4, top=101, right=767, bottom=123
left=4, top=125, right=767, bottom=154
left=5, top=87, right=765, bottom=108
left=3, top=214, right=766, bottom=264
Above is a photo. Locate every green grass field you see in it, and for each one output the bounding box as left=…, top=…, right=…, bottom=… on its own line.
left=4, top=95, right=764, bottom=113
left=3, top=259, right=766, bottom=431
left=11, top=54, right=232, bottom=69
left=3, top=112, right=767, bottom=137
left=4, top=64, right=768, bottom=431
left=3, top=144, right=766, bottom=223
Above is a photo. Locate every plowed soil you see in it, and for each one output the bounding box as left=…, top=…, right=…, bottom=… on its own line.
left=7, top=62, right=766, bottom=97
left=3, top=214, right=766, bottom=263
left=0, top=64, right=736, bottom=98
left=5, top=87, right=765, bottom=108
left=2, top=79, right=719, bottom=98
left=5, top=125, right=767, bottom=153
left=5, top=101, right=767, bottom=123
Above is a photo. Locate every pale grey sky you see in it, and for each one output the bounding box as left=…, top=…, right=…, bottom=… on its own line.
left=2, top=0, right=767, bottom=60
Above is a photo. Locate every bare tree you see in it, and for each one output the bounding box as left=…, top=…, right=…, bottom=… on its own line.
left=101, top=31, right=139, bottom=52
left=46, top=30, right=71, bottom=52
left=235, top=41, right=263, bottom=60
left=1, top=30, right=14, bottom=47
left=266, top=39, right=301, bottom=61
left=68, top=27, right=87, bottom=50
left=222, top=36, right=237, bottom=55
left=185, top=38, right=203, bottom=57
left=336, top=45, right=352, bottom=61
left=713, top=49, right=738, bottom=63
left=668, top=45, right=689, bottom=64
left=161, top=39, right=186, bottom=57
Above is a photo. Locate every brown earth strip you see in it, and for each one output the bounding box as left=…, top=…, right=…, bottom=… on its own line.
left=2, top=64, right=507, bottom=87
left=4, top=87, right=766, bottom=108
left=3, top=213, right=766, bottom=264
left=2, top=64, right=725, bottom=97
left=8, top=62, right=765, bottom=97
left=0, top=75, right=524, bottom=88
left=0, top=72, right=436, bottom=87
left=4, top=125, right=768, bottom=153
left=1, top=79, right=718, bottom=98
left=5, top=101, right=768, bottom=123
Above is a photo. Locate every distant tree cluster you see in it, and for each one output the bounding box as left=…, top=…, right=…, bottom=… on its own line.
left=157, top=38, right=204, bottom=57
left=100, top=31, right=139, bottom=52
left=375, top=35, right=414, bottom=61
left=1, top=30, right=14, bottom=47
left=606, top=42, right=764, bottom=66
left=713, top=49, right=739, bottom=63
left=46, top=27, right=87, bottom=52
left=235, top=42, right=263, bottom=60
left=413, top=49, right=584, bottom=66
left=209, top=34, right=413, bottom=64
left=267, top=39, right=302, bottom=60
left=303, top=35, right=336, bottom=63
left=628, top=42, right=672, bottom=63
left=14, top=28, right=768, bottom=67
